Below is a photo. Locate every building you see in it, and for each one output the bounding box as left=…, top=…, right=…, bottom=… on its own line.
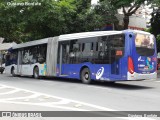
left=117, top=2, right=153, bottom=30
left=91, top=0, right=153, bottom=30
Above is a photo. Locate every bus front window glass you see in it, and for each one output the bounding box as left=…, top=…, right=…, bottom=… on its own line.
left=135, top=34, right=155, bottom=56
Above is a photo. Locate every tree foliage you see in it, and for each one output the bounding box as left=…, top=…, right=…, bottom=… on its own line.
left=1, top=0, right=159, bottom=43
left=100, top=0, right=147, bottom=29
left=0, top=0, right=116, bottom=43
left=0, top=0, right=24, bottom=43
left=150, top=8, right=160, bottom=52
left=151, top=9, right=160, bottom=37
left=0, top=0, right=83, bottom=42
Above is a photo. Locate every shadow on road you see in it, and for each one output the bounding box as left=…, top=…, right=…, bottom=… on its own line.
left=91, top=81, right=153, bottom=90
left=5, top=75, right=154, bottom=90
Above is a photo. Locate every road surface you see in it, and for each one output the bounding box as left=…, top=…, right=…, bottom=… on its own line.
left=0, top=74, right=159, bottom=120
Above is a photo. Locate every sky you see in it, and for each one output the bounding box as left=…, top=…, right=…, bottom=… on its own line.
left=91, top=0, right=99, bottom=5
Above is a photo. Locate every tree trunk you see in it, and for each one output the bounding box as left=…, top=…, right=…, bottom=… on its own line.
left=123, top=14, right=129, bottom=29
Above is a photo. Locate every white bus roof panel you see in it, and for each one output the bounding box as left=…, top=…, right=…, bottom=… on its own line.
left=126, top=29, right=151, bottom=35
left=59, top=31, right=123, bottom=41
left=12, top=38, right=49, bottom=49
left=11, top=30, right=152, bottom=49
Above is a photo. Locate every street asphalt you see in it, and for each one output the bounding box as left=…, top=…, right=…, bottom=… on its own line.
left=0, top=73, right=160, bottom=120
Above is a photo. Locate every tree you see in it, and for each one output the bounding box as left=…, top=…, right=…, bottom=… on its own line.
left=150, top=8, right=160, bottom=52
left=100, top=0, right=146, bottom=29
left=0, top=0, right=25, bottom=43
left=156, top=34, right=160, bottom=52
left=0, top=0, right=117, bottom=43
left=74, top=0, right=117, bottom=32
left=152, top=0, right=160, bottom=6
left=0, top=0, right=78, bottom=42
left=150, top=8, right=160, bottom=37
left=22, top=0, right=78, bottom=41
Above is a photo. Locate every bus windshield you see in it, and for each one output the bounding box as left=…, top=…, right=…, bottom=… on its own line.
left=135, top=34, right=155, bottom=56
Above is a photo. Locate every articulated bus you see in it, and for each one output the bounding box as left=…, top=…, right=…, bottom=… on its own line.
left=5, top=30, right=157, bottom=83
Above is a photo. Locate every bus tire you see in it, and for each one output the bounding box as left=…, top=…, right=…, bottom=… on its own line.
left=33, top=67, right=39, bottom=79
left=80, top=67, right=91, bottom=84
left=11, top=67, right=16, bottom=77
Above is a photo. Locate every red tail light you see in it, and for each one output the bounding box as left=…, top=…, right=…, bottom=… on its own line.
left=128, top=57, right=134, bottom=74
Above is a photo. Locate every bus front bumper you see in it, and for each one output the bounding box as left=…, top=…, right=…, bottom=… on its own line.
left=127, top=72, right=157, bottom=80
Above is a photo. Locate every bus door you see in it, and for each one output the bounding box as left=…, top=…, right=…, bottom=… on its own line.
left=108, top=35, right=125, bottom=79
left=17, top=50, right=22, bottom=74
left=59, top=43, right=70, bottom=76
left=110, top=50, right=121, bottom=79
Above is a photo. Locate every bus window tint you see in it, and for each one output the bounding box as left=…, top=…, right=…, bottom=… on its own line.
left=109, top=35, right=125, bottom=63
left=69, top=40, right=80, bottom=64
left=38, top=44, right=47, bottom=63
left=22, top=44, right=47, bottom=64
left=135, top=34, right=155, bottom=56
left=10, top=51, right=18, bottom=65
left=82, top=43, right=91, bottom=52
left=5, top=52, right=11, bottom=66
left=73, top=44, right=80, bottom=52
left=94, top=34, right=125, bottom=64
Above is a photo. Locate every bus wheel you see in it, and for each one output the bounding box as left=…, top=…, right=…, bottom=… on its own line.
left=80, top=68, right=91, bottom=84
left=11, top=67, right=16, bottom=77
left=33, top=67, right=39, bottom=79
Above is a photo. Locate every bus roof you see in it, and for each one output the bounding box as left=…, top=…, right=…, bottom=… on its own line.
left=59, top=30, right=152, bottom=41
left=12, top=37, right=49, bottom=49
left=12, top=30, right=152, bottom=49
left=59, top=31, right=123, bottom=41
left=124, top=29, right=151, bottom=35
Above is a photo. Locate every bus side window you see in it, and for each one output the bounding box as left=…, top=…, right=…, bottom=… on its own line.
left=31, top=46, right=37, bottom=64
left=69, top=42, right=80, bottom=64
left=37, top=45, right=47, bottom=64
left=91, top=43, right=93, bottom=51
left=82, top=43, right=92, bottom=52
left=5, top=52, right=11, bottom=66
left=81, top=42, right=94, bottom=63
left=73, top=44, right=80, bottom=52
left=96, top=42, right=98, bottom=51
left=22, top=49, right=30, bottom=64
left=11, top=51, right=18, bottom=65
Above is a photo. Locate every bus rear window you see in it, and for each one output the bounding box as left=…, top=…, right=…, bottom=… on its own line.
left=135, top=34, right=155, bottom=56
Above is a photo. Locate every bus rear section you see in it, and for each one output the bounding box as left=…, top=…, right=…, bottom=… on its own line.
left=127, top=33, right=157, bottom=80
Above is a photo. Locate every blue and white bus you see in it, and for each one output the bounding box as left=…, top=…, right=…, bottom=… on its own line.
left=5, top=30, right=157, bottom=83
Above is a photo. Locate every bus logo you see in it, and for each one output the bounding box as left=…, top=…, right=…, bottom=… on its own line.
left=138, top=56, right=144, bottom=62
left=96, top=67, right=104, bottom=79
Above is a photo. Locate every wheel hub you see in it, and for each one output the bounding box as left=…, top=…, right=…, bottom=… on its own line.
left=85, top=73, right=89, bottom=80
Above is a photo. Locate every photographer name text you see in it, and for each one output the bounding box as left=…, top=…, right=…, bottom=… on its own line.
left=7, top=2, right=41, bottom=6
